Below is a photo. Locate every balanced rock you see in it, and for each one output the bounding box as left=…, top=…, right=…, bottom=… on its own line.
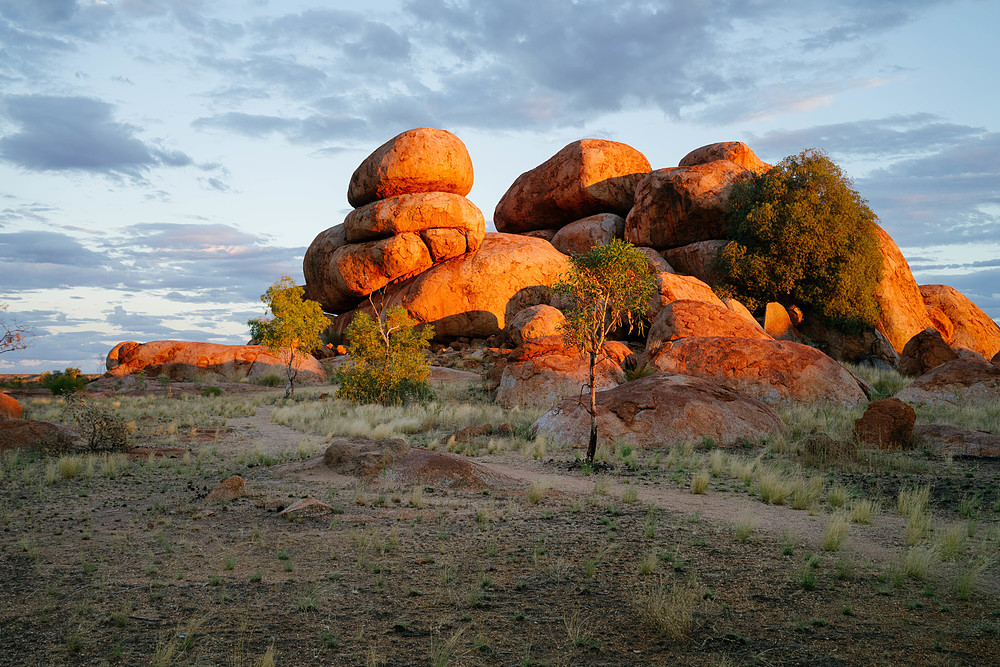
left=333, top=233, right=569, bottom=340
left=853, top=398, right=915, bottom=450
left=0, top=419, right=82, bottom=453
left=646, top=300, right=772, bottom=350
left=645, top=336, right=868, bottom=405
left=912, top=424, right=1000, bottom=458
left=105, top=341, right=326, bottom=384
left=874, top=225, right=933, bottom=354
left=496, top=336, right=625, bottom=409
left=0, top=393, right=21, bottom=420
left=919, top=284, right=1000, bottom=360
left=504, top=305, right=566, bottom=347
left=898, top=328, right=959, bottom=377
left=347, top=127, right=474, bottom=207
left=344, top=191, right=485, bottom=245
left=662, top=240, right=727, bottom=286
left=532, top=373, right=783, bottom=449
left=494, top=139, right=651, bottom=233
left=679, top=141, right=771, bottom=175
left=895, top=358, right=1000, bottom=406
left=551, top=213, right=624, bottom=255
left=625, top=160, right=750, bottom=250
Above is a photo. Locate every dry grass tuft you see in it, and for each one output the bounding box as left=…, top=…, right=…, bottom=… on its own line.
left=635, top=577, right=702, bottom=643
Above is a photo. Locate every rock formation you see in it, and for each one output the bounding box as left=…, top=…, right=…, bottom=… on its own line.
left=494, top=139, right=650, bottom=233
left=898, top=328, right=959, bottom=377
left=503, top=305, right=566, bottom=347
left=645, top=300, right=772, bottom=350
left=679, top=141, right=771, bottom=175
left=894, top=358, right=1000, bottom=406
left=662, top=240, right=727, bottom=286
left=873, top=225, right=933, bottom=354
left=105, top=340, right=326, bottom=384
left=532, top=373, right=783, bottom=449
left=550, top=213, right=624, bottom=255
left=919, top=284, right=1000, bottom=360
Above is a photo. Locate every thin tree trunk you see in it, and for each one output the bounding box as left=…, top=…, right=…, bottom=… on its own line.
left=285, top=349, right=295, bottom=398
left=586, top=350, right=598, bottom=463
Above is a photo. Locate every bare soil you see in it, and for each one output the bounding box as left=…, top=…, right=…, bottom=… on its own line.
left=1, top=384, right=999, bottom=666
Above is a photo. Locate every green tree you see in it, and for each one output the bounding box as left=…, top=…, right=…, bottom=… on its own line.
left=553, top=240, right=656, bottom=463
left=717, top=149, right=883, bottom=332
left=248, top=276, right=328, bottom=398
left=335, top=305, right=434, bottom=405
left=42, top=367, right=88, bottom=395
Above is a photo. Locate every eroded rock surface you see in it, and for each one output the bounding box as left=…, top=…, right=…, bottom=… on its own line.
left=550, top=213, right=624, bottom=255
left=874, top=225, right=933, bottom=354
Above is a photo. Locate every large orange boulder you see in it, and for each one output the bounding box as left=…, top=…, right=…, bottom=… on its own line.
left=344, top=192, right=485, bottom=245
left=646, top=300, right=772, bottom=350
left=532, top=373, right=783, bottom=449
left=0, top=393, right=22, bottom=420
left=662, top=239, right=727, bottom=286
left=334, top=234, right=570, bottom=340
left=919, top=284, right=1000, bottom=360
left=494, top=139, right=650, bottom=233
left=895, top=358, right=1000, bottom=406
left=873, top=225, right=933, bottom=354
left=302, top=224, right=358, bottom=312
left=649, top=272, right=724, bottom=320
left=898, top=328, right=959, bottom=377
left=496, top=336, right=625, bottom=409
left=679, top=141, right=771, bottom=175
left=645, top=336, right=868, bottom=405
left=347, top=128, right=474, bottom=207
left=104, top=340, right=326, bottom=383
left=550, top=213, right=624, bottom=255
left=722, top=298, right=762, bottom=329
left=625, top=160, right=750, bottom=250
left=319, top=233, right=434, bottom=307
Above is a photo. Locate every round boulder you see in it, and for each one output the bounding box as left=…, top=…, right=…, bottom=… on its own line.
left=343, top=192, right=485, bottom=245
left=551, top=213, right=624, bottom=255
left=853, top=398, right=915, bottom=450
left=504, top=305, right=566, bottom=347
left=347, top=128, right=474, bottom=207
left=919, top=284, right=1000, bottom=360
left=679, top=141, right=771, bottom=175
left=1, top=392, right=22, bottom=420
left=894, top=358, right=1000, bottom=406
left=645, top=300, right=772, bottom=350
left=662, top=239, right=727, bottom=286
left=532, top=373, right=783, bottom=449
left=494, top=139, right=650, bottom=233
left=898, top=328, right=959, bottom=377
left=625, top=160, right=750, bottom=250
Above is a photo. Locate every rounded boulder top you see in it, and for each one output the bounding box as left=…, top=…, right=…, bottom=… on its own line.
left=347, top=128, right=474, bottom=207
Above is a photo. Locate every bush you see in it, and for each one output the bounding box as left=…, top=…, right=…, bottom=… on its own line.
left=42, top=368, right=89, bottom=395
left=201, top=386, right=223, bottom=397
left=335, top=306, right=434, bottom=405
left=257, top=374, right=283, bottom=387
left=717, top=149, right=883, bottom=333
left=64, top=396, right=129, bottom=452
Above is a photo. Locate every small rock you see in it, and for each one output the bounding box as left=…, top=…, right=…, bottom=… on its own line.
left=280, top=497, right=335, bottom=519
left=206, top=475, right=246, bottom=503
left=853, top=398, right=915, bottom=450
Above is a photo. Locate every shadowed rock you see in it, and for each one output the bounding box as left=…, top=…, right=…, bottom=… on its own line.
left=0, top=420, right=82, bottom=453
left=912, top=424, right=1000, bottom=458
left=663, top=239, right=727, bottom=286
left=853, top=398, right=915, bottom=450
left=898, top=328, right=958, bottom=377
left=551, top=213, right=624, bottom=255
left=895, top=358, right=1000, bottom=406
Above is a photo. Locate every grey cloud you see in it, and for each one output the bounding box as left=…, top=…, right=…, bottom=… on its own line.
left=0, top=202, right=57, bottom=225
left=192, top=110, right=369, bottom=143
left=0, top=229, right=109, bottom=267
left=0, top=95, right=193, bottom=179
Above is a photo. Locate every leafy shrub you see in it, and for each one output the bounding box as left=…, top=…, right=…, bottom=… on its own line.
left=201, top=386, right=223, bottom=397
left=335, top=306, right=434, bottom=405
left=257, top=374, right=283, bottom=387
left=42, top=368, right=89, bottom=395
left=717, top=149, right=884, bottom=333
left=64, top=396, right=129, bottom=452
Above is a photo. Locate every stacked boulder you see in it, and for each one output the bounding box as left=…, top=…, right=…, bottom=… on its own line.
left=304, top=128, right=486, bottom=314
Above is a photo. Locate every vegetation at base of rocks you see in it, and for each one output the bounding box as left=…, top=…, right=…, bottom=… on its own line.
left=553, top=239, right=656, bottom=462
left=248, top=276, right=328, bottom=398
left=41, top=367, right=89, bottom=395
left=335, top=305, right=434, bottom=406
left=717, top=150, right=884, bottom=333
left=64, top=395, right=130, bottom=453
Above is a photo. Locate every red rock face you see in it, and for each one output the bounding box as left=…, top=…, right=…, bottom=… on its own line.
left=104, top=340, right=326, bottom=384
left=332, top=233, right=570, bottom=341
left=494, top=139, right=650, bottom=233
left=925, top=306, right=955, bottom=343
left=679, top=141, right=771, bottom=175
left=662, top=239, right=727, bottom=286
left=648, top=272, right=724, bottom=321
left=347, top=127, right=474, bottom=207
left=0, top=392, right=22, bottom=420
left=895, top=358, right=1000, bottom=406
left=646, top=336, right=868, bottom=405
left=550, top=213, right=624, bottom=255
left=898, top=328, right=959, bottom=377
left=853, top=398, right=915, bottom=450
left=919, top=284, right=1000, bottom=360
left=343, top=192, right=485, bottom=244
left=531, top=373, right=783, bottom=449
left=496, top=336, right=625, bottom=409
left=625, top=160, right=750, bottom=250
left=645, top=300, right=772, bottom=350
left=873, top=225, right=933, bottom=354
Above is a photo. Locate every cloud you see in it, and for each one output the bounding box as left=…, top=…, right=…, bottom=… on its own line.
left=0, top=95, right=193, bottom=179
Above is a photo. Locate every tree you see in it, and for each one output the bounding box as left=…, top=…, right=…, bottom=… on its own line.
left=553, top=240, right=656, bottom=463
left=717, top=149, right=884, bottom=333
left=335, top=304, right=434, bottom=405
left=1, top=304, right=31, bottom=355
left=248, top=276, right=328, bottom=398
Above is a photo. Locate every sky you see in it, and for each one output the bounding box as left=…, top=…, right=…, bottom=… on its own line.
left=1, top=0, right=998, bottom=373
